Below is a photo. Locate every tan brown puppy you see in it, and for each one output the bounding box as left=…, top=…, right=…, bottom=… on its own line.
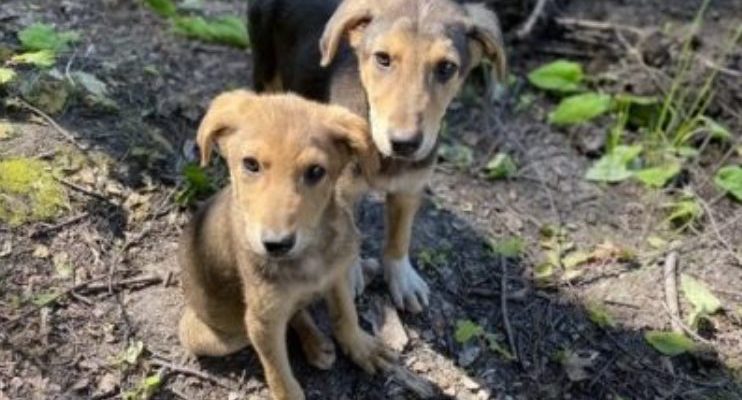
left=248, top=0, right=507, bottom=312
left=178, top=90, right=394, bottom=400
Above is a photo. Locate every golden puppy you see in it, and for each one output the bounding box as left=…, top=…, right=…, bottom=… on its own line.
left=177, top=90, right=394, bottom=400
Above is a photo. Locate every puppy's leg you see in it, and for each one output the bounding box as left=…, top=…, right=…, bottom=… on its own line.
left=383, top=191, right=430, bottom=313
left=325, top=277, right=396, bottom=375
left=289, top=310, right=336, bottom=370
left=178, top=307, right=249, bottom=357
left=246, top=310, right=303, bottom=400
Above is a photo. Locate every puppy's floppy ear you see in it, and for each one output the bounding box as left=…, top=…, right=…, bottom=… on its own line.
left=319, top=0, right=373, bottom=67
left=325, top=105, right=379, bottom=180
left=196, top=89, right=255, bottom=167
left=464, top=3, right=508, bottom=83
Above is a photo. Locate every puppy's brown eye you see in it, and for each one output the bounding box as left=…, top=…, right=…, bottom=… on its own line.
left=435, top=60, right=458, bottom=82
left=243, top=157, right=261, bottom=174
left=304, top=164, right=326, bottom=186
left=374, top=52, right=391, bottom=69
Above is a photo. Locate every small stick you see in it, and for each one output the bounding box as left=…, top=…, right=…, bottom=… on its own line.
left=500, top=257, right=519, bottom=362
left=661, top=302, right=713, bottom=345
left=555, top=17, right=644, bottom=35
left=663, top=251, right=683, bottom=333
left=56, top=178, right=109, bottom=202
left=388, top=365, right=437, bottom=399
left=516, top=0, right=549, bottom=39
left=83, top=274, right=162, bottom=292
left=30, top=212, right=89, bottom=238
left=150, top=358, right=238, bottom=391
left=12, top=97, right=88, bottom=150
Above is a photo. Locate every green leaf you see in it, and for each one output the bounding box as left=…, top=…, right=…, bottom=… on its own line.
left=0, top=68, right=16, bottom=85
left=635, top=162, right=681, bottom=188
left=484, top=153, right=517, bottom=180
left=699, top=116, right=731, bottom=141
left=527, top=60, right=584, bottom=92
left=123, top=340, right=145, bottom=365
left=144, top=0, right=177, bottom=18
left=10, top=50, right=56, bottom=67
left=586, top=301, right=615, bottom=328
left=549, top=93, right=612, bottom=126
left=18, top=23, right=80, bottom=52
left=664, top=199, right=702, bottom=227
left=562, top=250, right=591, bottom=269
left=585, top=145, right=642, bottom=183
left=614, top=93, right=658, bottom=106
left=714, top=165, right=742, bottom=202
left=484, top=333, right=515, bottom=360
left=681, top=274, right=722, bottom=327
left=173, top=16, right=249, bottom=48
left=644, top=331, right=695, bottom=356
left=438, top=143, right=473, bottom=170
left=31, top=291, right=59, bottom=307
left=72, top=71, right=109, bottom=97
left=454, top=320, right=484, bottom=344
left=490, top=236, right=524, bottom=258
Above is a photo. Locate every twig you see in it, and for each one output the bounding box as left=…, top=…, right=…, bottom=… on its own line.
left=11, top=97, right=88, bottom=150
left=696, top=197, right=742, bottom=266
left=0, top=273, right=160, bottom=329
left=555, top=17, right=644, bottom=35
left=0, top=276, right=106, bottom=329
left=515, top=0, right=549, bottom=39
left=661, top=302, right=714, bottom=346
left=388, top=365, right=437, bottom=399
left=82, top=274, right=162, bottom=293
left=500, top=257, right=519, bottom=363
left=55, top=178, right=109, bottom=202
left=30, top=212, right=89, bottom=238
left=663, top=251, right=683, bottom=333
left=150, top=358, right=238, bottom=391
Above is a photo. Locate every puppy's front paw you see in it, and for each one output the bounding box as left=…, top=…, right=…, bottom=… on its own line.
left=343, top=331, right=396, bottom=375
left=301, top=332, right=336, bottom=370
left=384, top=256, right=430, bottom=313
left=271, top=379, right=305, bottom=400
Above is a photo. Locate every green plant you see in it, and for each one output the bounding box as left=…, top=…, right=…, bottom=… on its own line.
left=142, top=0, right=249, bottom=48
left=18, top=23, right=80, bottom=53
left=175, top=163, right=215, bottom=206
left=681, top=274, right=722, bottom=328
left=714, top=165, right=742, bottom=202
left=644, top=330, right=696, bottom=356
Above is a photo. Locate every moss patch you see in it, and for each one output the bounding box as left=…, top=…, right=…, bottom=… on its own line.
left=0, top=158, right=66, bottom=226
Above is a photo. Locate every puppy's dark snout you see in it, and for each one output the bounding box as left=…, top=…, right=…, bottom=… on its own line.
left=390, top=133, right=423, bottom=157
left=262, top=233, right=296, bottom=256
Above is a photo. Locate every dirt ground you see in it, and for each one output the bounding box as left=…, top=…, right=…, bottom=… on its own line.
left=1, top=1, right=741, bottom=399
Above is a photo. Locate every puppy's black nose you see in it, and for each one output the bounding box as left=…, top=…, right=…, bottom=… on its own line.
left=390, top=133, right=423, bottom=157
left=262, top=234, right=296, bottom=256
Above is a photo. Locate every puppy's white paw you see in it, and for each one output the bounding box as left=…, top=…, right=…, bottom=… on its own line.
left=383, top=256, right=429, bottom=313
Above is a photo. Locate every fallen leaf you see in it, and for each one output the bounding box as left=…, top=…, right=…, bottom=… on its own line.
left=484, top=153, right=517, bottom=180
left=645, top=331, right=695, bottom=356
left=681, top=274, right=722, bottom=327
left=562, top=250, right=592, bottom=269
left=714, top=165, right=742, bottom=202
left=173, top=15, right=249, bottom=48
left=490, top=236, right=524, bottom=258
left=586, top=301, right=616, bottom=328
left=10, top=50, right=56, bottom=68
left=561, top=350, right=599, bottom=382
left=454, top=320, right=483, bottom=344
left=0, top=67, right=16, bottom=85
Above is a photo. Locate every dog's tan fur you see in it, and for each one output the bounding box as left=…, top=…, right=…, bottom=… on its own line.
left=178, top=90, right=393, bottom=400
left=248, top=0, right=507, bottom=312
